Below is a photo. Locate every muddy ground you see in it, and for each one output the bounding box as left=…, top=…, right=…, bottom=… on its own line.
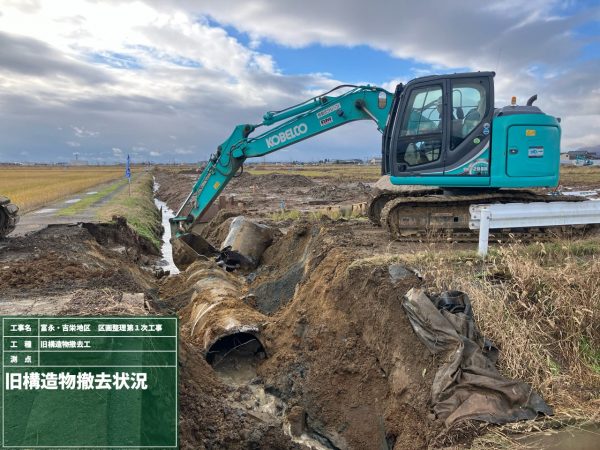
left=156, top=170, right=372, bottom=219
left=154, top=168, right=505, bottom=449
left=2, top=166, right=597, bottom=449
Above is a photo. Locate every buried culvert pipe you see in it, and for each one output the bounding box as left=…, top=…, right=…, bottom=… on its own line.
left=182, top=261, right=268, bottom=382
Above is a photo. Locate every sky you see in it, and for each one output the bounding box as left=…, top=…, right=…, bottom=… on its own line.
left=0, top=0, right=598, bottom=164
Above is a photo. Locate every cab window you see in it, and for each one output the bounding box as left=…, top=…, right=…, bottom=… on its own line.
left=451, top=81, right=486, bottom=149
left=401, top=85, right=443, bottom=136
left=396, top=85, right=443, bottom=167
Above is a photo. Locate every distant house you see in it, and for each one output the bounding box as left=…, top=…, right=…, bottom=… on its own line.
left=334, top=159, right=364, bottom=165
left=567, top=150, right=592, bottom=160
left=369, top=157, right=382, bottom=165
left=568, top=145, right=600, bottom=160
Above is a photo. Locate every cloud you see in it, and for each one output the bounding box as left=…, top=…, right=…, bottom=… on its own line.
left=112, top=147, right=123, bottom=156
left=0, top=0, right=597, bottom=164
left=66, top=141, right=81, bottom=147
left=0, top=31, right=112, bottom=84
left=194, top=0, right=599, bottom=148
left=71, top=126, right=100, bottom=137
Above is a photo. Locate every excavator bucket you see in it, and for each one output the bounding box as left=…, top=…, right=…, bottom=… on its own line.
left=169, top=195, right=240, bottom=270
left=171, top=232, right=217, bottom=271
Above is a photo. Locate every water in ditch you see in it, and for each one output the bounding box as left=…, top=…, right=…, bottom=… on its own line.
left=208, top=333, right=334, bottom=449
left=153, top=180, right=179, bottom=275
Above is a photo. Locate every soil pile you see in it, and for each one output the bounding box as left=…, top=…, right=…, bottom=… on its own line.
left=0, top=223, right=156, bottom=296
left=230, top=172, right=315, bottom=190
left=254, top=226, right=441, bottom=449
left=307, top=182, right=370, bottom=202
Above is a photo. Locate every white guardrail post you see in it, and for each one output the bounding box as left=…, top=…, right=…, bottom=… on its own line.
left=477, top=207, right=491, bottom=257
left=469, top=201, right=600, bottom=257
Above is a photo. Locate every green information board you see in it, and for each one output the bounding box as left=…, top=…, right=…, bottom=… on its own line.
left=1, top=317, right=178, bottom=448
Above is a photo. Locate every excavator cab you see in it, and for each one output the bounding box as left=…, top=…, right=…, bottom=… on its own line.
left=385, top=72, right=495, bottom=185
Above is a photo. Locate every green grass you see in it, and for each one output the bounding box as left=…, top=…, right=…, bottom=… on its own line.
left=56, top=179, right=128, bottom=216
left=269, top=209, right=302, bottom=221
left=97, top=172, right=162, bottom=251
left=526, top=239, right=600, bottom=258
left=269, top=208, right=365, bottom=222
left=580, top=337, right=600, bottom=374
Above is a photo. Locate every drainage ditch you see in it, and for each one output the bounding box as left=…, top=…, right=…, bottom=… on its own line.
left=153, top=180, right=179, bottom=274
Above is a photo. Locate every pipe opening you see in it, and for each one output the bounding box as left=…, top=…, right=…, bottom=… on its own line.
left=206, top=332, right=266, bottom=384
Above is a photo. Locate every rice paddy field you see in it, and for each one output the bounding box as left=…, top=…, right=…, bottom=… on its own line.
left=0, top=166, right=130, bottom=212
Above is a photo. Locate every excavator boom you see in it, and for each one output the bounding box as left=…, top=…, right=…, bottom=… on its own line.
left=170, top=85, right=392, bottom=236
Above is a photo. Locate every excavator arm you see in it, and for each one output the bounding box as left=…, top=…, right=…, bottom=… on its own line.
left=170, top=84, right=392, bottom=236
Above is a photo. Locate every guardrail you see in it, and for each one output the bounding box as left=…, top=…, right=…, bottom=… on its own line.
left=469, top=201, right=600, bottom=256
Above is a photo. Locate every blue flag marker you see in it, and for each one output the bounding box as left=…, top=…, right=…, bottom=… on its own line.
left=126, top=154, right=131, bottom=196
left=125, top=154, right=131, bottom=179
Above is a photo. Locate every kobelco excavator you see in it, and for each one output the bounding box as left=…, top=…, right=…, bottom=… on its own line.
left=170, top=71, right=575, bottom=262
left=0, top=197, right=19, bottom=238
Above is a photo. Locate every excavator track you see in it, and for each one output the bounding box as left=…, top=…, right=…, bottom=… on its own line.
left=368, top=188, right=442, bottom=224
left=0, top=196, right=19, bottom=238
left=372, top=190, right=592, bottom=242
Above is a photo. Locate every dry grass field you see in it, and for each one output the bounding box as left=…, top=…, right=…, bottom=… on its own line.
left=0, top=166, right=129, bottom=212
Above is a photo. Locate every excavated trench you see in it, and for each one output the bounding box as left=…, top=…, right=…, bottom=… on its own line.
left=171, top=217, right=344, bottom=449
left=165, top=214, right=447, bottom=448
left=169, top=215, right=555, bottom=449
left=153, top=169, right=599, bottom=449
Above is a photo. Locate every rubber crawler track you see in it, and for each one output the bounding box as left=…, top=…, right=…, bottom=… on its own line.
left=369, top=190, right=592, bottom=242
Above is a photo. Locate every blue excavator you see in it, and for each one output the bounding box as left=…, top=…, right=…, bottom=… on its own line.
left=170, top=71, right=571, bottom=261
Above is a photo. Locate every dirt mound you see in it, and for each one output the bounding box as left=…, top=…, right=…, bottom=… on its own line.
left=59, top=288, right=149, bottom=316
left=256, top=238, right=439, bottom=448
left=248, top=222, right=318, bottom=314
left=307, top=182, right=370, bottom=202
left=178, top=168, right=202, bottom=175
left=231, top=172, right=315, bottom=190
left=0, top=223, right=156, bottom=296
left=83, top=217, right=159, bottom=256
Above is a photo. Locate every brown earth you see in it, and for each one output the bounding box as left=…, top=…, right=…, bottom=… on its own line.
left=231, top=172, right=315, bottom=190
left=0, top=221, right=156, bottom=297
left=7, top=166, right=598, bottom=449
left=255, top=224, right=441, bottom=449
left=154, top=169, right=373, bottom=221
left=159, top=219, right=448, bottom=449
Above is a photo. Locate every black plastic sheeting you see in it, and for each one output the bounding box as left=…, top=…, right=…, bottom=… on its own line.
left=403, top=288, right=553, bottom=427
